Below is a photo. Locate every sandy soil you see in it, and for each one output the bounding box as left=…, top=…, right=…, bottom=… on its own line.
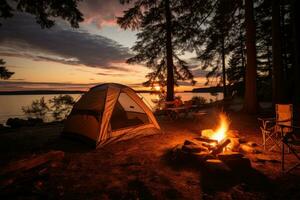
left=0, top=109, right=300, bottom=199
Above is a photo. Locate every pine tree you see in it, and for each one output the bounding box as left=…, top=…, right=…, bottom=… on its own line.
left=0, top=59, right=14, bottom=80
left=195, top=0, right=242, bottom=99
left=117, top=0, right=212, bottom=101
left=0, top=0, right=83, bottom=28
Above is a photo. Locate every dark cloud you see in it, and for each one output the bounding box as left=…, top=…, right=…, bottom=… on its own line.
left=0, top=13, right=131, bottom=69
left=191, top=68, right=208, bottom=78
left=79, top=0, right=129, bottom=28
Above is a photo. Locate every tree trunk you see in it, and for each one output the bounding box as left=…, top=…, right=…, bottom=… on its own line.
left=165, top=0, right=174, bottom=101
left=239, top=9, right=245, bottom=86
left=243, top=0, right=258, bottom=113
left=272, top=0, right=285, bottom=103
left=292, top=0, right=300, bottom=105
left=221, top=35, right=227, bottom=98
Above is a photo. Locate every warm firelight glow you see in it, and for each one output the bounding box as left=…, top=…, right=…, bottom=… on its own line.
left=154, top=85, right=161, bottom=91
left=211, top=113, right=230, bottom=142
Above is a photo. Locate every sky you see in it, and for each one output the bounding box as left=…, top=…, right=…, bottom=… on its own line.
left=0, top=0, right=211, bottom=92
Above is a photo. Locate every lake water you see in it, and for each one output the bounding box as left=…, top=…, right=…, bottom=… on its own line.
left=0, top=92, right=222, bottom=124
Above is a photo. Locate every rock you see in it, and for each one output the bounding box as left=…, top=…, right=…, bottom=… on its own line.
left=6, top=117, right=44, bottom=128
left=222, top=157, right=252, bottom=170
left=205, top=159, right=231, bottom=173
left=193, top=152, right=213, bottom=160
left=182, top=143, right=208, bottom=153
left=246, top=141, right=258, bottom=147
left=6, top=118, right=27, bottom=128
left=239, top=144, right=261, bottom=154
left=217, top=152, right=244, bottom=161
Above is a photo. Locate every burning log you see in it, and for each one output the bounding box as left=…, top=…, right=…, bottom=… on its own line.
left=194, top=136, right=218, bottom=144
left=210, top=139, right=231, bottom=155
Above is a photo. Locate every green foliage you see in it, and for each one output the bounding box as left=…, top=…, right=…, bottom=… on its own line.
left=49, top=95, right=75, bottom=120
left=22, top=97, right=50, bottom=120
left=22, top=95, right=75, bottom=121
left=0, top=0, right=83, bottom=28
left=0, top=59, right=14, bottom=79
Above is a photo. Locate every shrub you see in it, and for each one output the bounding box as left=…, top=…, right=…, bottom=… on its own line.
left=22, top=97, right=50, bottom=120
left=191, top=96, right=207, bottom=106
left=22, top=95, right=75, bottom=122
left=49, top=95, right=75, bottom=121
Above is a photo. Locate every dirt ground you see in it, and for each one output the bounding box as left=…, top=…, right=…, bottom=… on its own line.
left=0, top=109, right=300, bottom=200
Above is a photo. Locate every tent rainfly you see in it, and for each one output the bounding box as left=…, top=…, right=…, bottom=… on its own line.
left=62, top=83, right=160, bottom=147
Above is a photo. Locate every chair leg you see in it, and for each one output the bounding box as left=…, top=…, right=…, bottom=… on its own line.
left=282, top=143, right=300, bottom=173
left=282, top=140, right=285, bottom=172
left=261, top=129, right=266, bottom=150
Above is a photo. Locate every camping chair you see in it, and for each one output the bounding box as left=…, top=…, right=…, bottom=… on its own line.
left=258, top=104, right=293, bottom=151
left=280, top=124, right=300, bottom=173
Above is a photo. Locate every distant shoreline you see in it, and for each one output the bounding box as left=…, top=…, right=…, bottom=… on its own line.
left=0, top=90, right=187, bottom=95
left=0, top=87, right=221, bottom=95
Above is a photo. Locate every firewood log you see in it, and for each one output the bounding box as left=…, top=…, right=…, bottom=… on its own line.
left=0, top=151, right=64, bottom=176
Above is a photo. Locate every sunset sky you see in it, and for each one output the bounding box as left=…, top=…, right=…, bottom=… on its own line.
left=0, top=0, right=213, bottom=92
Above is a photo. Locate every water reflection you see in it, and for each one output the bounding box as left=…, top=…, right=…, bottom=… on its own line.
left=0, top=92, right=222, bottom=124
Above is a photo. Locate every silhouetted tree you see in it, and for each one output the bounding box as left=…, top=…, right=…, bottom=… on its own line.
left=243, top=0, right=258, bottom=113
left=0, top=0, right=83, bottom=28
left=272, top=0, right=285, bottom=103
left=49, top=95, right=75, bottom=120
left=117, top=0, right=208, bottom=101
left=22, top=97, right=50, bottom=120
left=196, top=0, right=241, bottom=99
left=0, top=59, right=14, bottom=79
left=0, top=0, right=84, bottom=81
left=292, top=0, right=300, bottom=105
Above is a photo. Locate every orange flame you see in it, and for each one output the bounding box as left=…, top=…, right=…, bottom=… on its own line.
left=211, top=113, right=230, bottom=142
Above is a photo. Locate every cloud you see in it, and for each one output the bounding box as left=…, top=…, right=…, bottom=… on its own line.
left=0, top=13, right=131, bottom=69
left=79, top=0, right=129, bottom=28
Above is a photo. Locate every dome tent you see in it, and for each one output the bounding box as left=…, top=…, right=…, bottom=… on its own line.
left=62, top=83, right=160, bottom=147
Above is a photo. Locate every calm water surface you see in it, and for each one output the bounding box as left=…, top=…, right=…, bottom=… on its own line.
left=0, top=92, right=222, bottom=124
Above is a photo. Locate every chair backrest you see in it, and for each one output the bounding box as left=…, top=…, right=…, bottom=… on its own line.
left=276, top=104, right=293, bottom=126
left=276, top=104, right=293, bottom=133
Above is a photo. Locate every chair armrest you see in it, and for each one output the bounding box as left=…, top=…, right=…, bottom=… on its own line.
left=278, top=124, right=300, bottom=139
left=276, top=118, right=292, bottom=123
left=258, top=117, right=276, bottom=129
left=258, top=117, right=275, bottom=122
left=278, top=124, right=300, bottom=130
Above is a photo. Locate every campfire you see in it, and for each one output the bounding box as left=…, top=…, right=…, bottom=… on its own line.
left=171, top=112, right=262, bottom=172
left=181, top=113, right=238, bottom=156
